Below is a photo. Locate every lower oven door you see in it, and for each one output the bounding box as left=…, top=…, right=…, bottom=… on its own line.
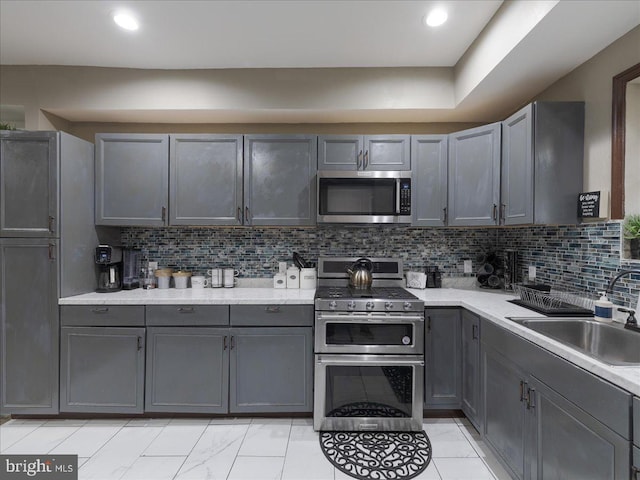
left=315, top=312, right=424, bottom=354
left=314, top=354, right=424, bottom=432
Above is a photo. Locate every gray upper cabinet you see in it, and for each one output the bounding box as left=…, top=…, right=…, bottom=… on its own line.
left=0, top=238, right=58, bottom=415
left=501, top=102, right=584, bottom=225
left=60, top=326, right=145, bottom=414
left=411, top=135, right=448, bottom=226
left=0, top=131, right=57, bottom=237
left=318, top=135, right=410, bottom=171
left=244, top=135, right=317, bottom=226
left=448, top=123, right=501, bottom=226
left=96, top=133, right=169, bottom=226
left=169, top=134, right=243, bottom=226
left=424, top=308, right=461, bottom=409
left=461, top=310, right=481, bottom=431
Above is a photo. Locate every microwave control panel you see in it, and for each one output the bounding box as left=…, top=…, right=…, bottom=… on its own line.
left=399, top=179, right=411, bottom=214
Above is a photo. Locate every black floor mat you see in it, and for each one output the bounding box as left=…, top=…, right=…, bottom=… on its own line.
left=319, top=430, right=432, bottom=480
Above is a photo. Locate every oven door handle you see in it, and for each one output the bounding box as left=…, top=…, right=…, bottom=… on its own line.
left=316, top=314, right=424, bottom=322
left=316, top=356, right=424, bottom=366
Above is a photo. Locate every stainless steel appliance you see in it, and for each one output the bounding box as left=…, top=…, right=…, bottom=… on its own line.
left=314, top=257, right=424, bottom=432
left=122, top=248, right=142, bottom=290
left=95, top=245, right=122, bottom=293
left=317, top=171, right=411, bottom=224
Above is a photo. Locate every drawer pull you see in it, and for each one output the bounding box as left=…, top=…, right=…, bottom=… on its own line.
left=472, top=324, right=479, bottom=340
left=137, top=336, right=143, bottom=351
left=91, top=307, right=110, bottom=314
left=265, top=306, right=281, bottom=313
left=230, top=336, right=235, bottom=350
left=223, top=336, right=228, bottom=350
left=178, top=307, right=194, bottom=313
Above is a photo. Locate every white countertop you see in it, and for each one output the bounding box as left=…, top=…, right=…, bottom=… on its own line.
left=60, top=286, right=640, bottom=396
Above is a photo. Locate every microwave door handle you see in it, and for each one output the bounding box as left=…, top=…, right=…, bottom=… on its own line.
left=396, top=178, right=401, bottom=214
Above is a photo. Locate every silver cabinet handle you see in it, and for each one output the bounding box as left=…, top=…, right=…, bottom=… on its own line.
left=492, top=204, right=498, bottom=222
left=48, top=216, right=55, bottom=233
left=161, top=206, right=166, bottom=222
left=442, top=207, right=447, bottom=223
left=363, top=150, right=369, bottom=169
left=427, top=315, right=432, bottom=332
left=245, top=206, right=250, bottom=223
left=178, top=307, right=194, bottom=313
left=519, top=380, right=526, bottom=402
left=527, top=388, right=536, bottom=409
left=91, top=307, right=109, bottom=314
left=265, top=306, right=281, bottom=313
left=237, top=207, right=242, bottom=223
left=137, top=336, right=143, bottom=351
left=230, top=336, right=235, bottom=350
left=223, top=336, right=228, bottom=350
left=472, top=324, right=478, bottom=340
left=500, top=204, right=506, bottom=223
left=48, top=243, right=55, bottom=260
left=357, top=150, right=363, bottom=169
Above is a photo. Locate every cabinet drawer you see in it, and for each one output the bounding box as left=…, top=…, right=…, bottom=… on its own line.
left=634, top=397, right=640, bottom=448
left=60, top=305, right=144, bottom=326
left=230, top=305, right=313, bottom=326
left=146, top=305, right=229, bottom=326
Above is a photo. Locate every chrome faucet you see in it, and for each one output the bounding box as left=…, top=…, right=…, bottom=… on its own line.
left=606, top=269, right=640, bottom=332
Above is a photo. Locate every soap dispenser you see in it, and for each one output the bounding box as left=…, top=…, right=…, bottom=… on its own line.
left=594, top=292, right=613, bottom=322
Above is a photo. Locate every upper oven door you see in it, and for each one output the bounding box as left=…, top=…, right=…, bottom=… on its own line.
left=315, top=312, right=424, bottom=354
left=317, top=171, right=411, bottom=224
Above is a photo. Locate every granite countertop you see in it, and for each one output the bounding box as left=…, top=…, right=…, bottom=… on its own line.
left=60, top=286, right=640, bottom=396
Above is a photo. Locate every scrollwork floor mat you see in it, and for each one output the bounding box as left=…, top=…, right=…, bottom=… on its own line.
left=319, top=430, right=432, bottom=480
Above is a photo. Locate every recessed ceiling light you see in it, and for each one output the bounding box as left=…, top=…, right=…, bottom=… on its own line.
left=113, top=12, right=139, bottom=31
left=424, top=8, right=448, bottom=27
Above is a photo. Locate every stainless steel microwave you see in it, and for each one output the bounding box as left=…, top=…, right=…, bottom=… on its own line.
left=317, top=170, right=411, bottom=224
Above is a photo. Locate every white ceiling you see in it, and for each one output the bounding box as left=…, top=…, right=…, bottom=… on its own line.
left=0, top=0, right=504, bottom=69
left=0, top=0, right=639, bottom=124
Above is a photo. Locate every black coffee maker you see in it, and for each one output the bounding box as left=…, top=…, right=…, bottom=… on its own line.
left=95, top=245, right=123, bottom=292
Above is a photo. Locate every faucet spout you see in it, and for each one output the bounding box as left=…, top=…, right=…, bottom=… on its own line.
left=605, top=269, right=640, bottom=296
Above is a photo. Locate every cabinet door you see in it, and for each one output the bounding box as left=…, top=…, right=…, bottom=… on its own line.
left=411, top=135, right=448, bottom=226
left=95, top=134, right=168, bottom=226
left=461, top=310, right=481, bottom=430
left=0, top=131, right=58, bottom=237
left=526, top=377, right=630, bottom=480
left=145, top=327, right=229, bottom=413
left=170, top=134, right=242, bottom=226
left=364, top=135, right=410, bottom=170
left=483, top=346, right=526, bottom=480
left=318, top=135, right=362, bottom=170
left=230, top=327, right=313, bottom=413
left=60, top=326, right=145, bottom=413
left=424, top=309, right=461, bottom=408
left=0, top=239, right=58, bottom=414
left=244, top=135, right=317, bottom=226
left=448, top=123, right=501, bottom=226
left=502, top=104, right=534, bottom=225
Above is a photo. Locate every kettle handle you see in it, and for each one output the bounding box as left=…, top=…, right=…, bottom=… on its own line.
left=354, top=258, right=373, bottom=271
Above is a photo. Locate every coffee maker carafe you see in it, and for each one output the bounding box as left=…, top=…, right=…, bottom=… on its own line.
left=95, top=245, right=123, bottom=293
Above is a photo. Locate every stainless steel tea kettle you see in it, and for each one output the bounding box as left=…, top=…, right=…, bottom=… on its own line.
left=346, top=258, right=373, bottom=289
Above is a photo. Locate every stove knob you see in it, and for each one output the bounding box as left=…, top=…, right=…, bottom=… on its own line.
left=347, top=301, right=356, bottom=310
left=403, top=302, right=412, bottom=311
left=385, top=301, right=394, bottom=310
left=366, top=301, right=375, bottom=310
left=329, top=301, right=337, bottom=310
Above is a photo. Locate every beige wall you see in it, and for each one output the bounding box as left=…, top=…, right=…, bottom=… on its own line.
left=535, top=25, right=640, bottom=217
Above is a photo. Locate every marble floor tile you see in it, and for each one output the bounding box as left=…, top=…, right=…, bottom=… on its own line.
left=168, top=418, right=212, bottom=426
left=85, top=419, right=130, bottom=427
left=423, top=423, right=478, bottom=458
left=2, top=419, right=46, bottom=426
left=2, top=426, right=80, bottom=454
left=143, top=424, right=207, bottom=456
left=433, top=457, right=495, bottom=480
left=174, top=424, right=248, bottom=480
left=0, top=424, right=43, bottom=452
left=291, top=417, right=313, bottom=426
left=227, top=456, right=285, bottom=480
left=126, top=418, right=173, bottom=427
left=237, top=419, right=291, bottom=457
left=50, top=425, right=122, bottom=457
left=121, top=455, right=186, bottom=480
left=79, top=427, right=163, bottom=480
left=43, top=419, right=89, bottom=427
left=281, top=426, right=334, bottom=480
left=209, top=417, right=252, bottom=425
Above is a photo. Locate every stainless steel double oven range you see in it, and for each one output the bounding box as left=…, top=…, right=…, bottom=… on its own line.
left=313, top=257, right=425, bottom=432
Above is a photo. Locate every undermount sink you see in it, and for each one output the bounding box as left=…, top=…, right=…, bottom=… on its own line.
left=508, top=317, right=640, bottom=366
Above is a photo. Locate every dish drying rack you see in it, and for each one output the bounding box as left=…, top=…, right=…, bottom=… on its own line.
left=510, top=284, right=595, bottom=316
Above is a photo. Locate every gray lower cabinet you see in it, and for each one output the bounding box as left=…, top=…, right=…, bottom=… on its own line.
left=411, top=135, right=448, bottom=226
left=448, top=123, right=501, bottom=226
left=0, top=238, right=58, bottom=414
left=481, top=319, right=632, bottom=480
left=424, top=308, right=461, bottom=408
left=230, top=327, right=313, bottom=413
left=60, top=326, right=145, bottom=413
left=318, top=135, right=410, bottom=171
left=145, top=327, right=229, bottom=413
left=461, top=310, right=481, bottom=430
left=95, top=133, right=169, bottom=226
left=0, top=131, right=57, bottom=237
left=169, top=134, right=243, bottom=226
left=243, top=135, right=317, bottom=226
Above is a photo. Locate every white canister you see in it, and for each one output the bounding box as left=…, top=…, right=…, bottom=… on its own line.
left=286, top=267, right=300, bottom=289
left=273, top=273, right=286, bottom=289
left=191, top=275, right=209, bottom=289
left=207, top=268, right=223, bottom=288
left=299, top=268, right=317, bottom=289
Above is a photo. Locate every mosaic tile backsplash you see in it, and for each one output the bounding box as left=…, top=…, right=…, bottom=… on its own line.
left=121, top=221, right=640, bottom=308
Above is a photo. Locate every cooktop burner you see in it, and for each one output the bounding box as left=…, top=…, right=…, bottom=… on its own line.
left=315, top=286, right=422, bottom=312
left=315, top=286, right=417, bottom=300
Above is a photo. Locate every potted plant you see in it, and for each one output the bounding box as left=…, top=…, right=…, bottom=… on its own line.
left=623, top=214, right=640, bottom=259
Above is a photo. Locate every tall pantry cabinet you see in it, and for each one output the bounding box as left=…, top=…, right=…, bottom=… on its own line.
left=0, top=131, right=98, bottom=414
